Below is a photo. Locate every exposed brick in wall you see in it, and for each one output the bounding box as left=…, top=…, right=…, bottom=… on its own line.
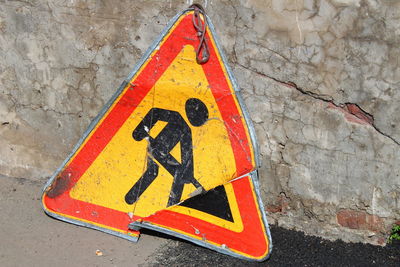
left=337, top=209, right=385, bottom=233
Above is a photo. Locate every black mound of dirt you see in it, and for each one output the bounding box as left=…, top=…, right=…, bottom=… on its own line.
left=147, top=225, right=399, bottom=266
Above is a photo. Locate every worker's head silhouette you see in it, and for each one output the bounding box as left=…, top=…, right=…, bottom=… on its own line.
left=185, top=98, right=209, bottom=127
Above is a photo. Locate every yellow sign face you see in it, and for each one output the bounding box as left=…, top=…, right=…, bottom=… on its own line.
left=70, top=45, right=238, bottom=217
left=42, top=9, right=268, bottom=261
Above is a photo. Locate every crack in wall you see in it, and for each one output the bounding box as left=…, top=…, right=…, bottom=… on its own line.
left=236, top=62, right=400, bottom=146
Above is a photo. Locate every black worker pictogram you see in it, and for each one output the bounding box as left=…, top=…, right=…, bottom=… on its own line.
left=125, top=98, right=209, bottom=207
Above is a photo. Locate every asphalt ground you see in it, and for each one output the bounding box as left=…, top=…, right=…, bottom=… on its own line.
left=0, top=175, right=166, bottom=267
left=145, top=224, right=399, bottom=267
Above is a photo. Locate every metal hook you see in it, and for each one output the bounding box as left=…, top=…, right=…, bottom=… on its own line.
left=189, top=4, right=210, bottom=64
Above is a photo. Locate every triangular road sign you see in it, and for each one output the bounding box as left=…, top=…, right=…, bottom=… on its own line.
left=131, top=173, right=271, bottom=261
left=42, top=6, right=271, bottom=260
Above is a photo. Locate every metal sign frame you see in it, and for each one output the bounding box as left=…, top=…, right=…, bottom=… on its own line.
left=42, top=7, right=272, bottom=260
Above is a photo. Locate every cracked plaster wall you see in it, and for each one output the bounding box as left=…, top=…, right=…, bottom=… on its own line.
left=0, top=0, right=398, bottom=245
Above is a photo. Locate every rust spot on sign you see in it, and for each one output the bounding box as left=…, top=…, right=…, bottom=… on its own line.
left=46, top=169, right=74, bottom=198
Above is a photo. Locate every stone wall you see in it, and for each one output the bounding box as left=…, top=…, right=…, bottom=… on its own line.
left=0, top=0, right=398, bottom=245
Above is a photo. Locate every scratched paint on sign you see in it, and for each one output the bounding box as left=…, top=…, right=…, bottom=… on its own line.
left=41, top=7, right=263, bottom=250
left=70, top=45, right=240, bottom=217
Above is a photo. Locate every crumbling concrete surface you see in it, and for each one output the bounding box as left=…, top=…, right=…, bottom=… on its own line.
left=0, top=0, right=398, bottom=245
